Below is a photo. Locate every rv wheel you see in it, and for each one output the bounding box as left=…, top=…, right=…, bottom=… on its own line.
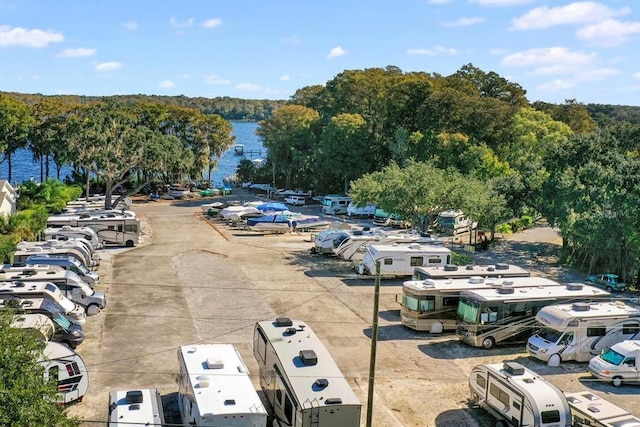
left=606, top=286, right=613, bottom=293
left=547, top=354, right=561, bottom=367
left=495, top=421, right=507, bottom=427
left=125, top=240, right=134, bottom=247
left=482, top=337, right=495, bottom=349
left=612, top=376, right=623, bottom=387
left=87, top=304, right=100, bottom=316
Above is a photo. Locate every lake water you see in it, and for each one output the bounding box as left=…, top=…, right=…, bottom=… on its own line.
left=0, top=121, right=264, bottom=187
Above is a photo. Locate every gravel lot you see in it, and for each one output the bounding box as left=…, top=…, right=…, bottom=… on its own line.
left=65, top=191, right=639, bottom=426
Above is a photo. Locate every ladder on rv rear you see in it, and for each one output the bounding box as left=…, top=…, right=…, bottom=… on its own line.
left=302, top=398, right=321, bottom=427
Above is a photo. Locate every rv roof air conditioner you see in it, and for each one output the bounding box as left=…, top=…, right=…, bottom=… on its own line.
left=206, top=358, right=224, bottom=369
left=503, top=362, right=525, bottom=376
left=468, top=277, right=484, bottom=285
left=566, top=283, right=584, bottom=291
left=300, top=350, right=318, bottom=366
left=422, top=279, right=436, bottom=288
left=572, top=302, right=591, bottom=311
left=314, top=378, right=329, bottom=389
left=125, top=390, right=143, bottom=404
left=495, top=263, right=509, bottom=270
left=465, top=265, right=474, bottom=271
left=444, top=264, right=458, bottom=272
left=487, top=266, right=495, bottom=272
left=275, top=317, right=293, bottom=327
left=496, top=286, right=515, bottom=294
left=501, top=280, right=514, bottom=286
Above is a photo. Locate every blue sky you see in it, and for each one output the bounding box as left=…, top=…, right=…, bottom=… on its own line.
left=1, top=0, right=639, bottom=106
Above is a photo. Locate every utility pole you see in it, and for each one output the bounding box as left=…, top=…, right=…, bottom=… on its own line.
left=366, top=260, right=381, bottom=427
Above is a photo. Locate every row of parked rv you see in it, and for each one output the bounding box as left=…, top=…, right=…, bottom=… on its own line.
left=107, top=318, right=362, bottom=427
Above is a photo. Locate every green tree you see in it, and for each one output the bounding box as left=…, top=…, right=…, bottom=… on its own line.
left=0, top=94, right=35, bottom=182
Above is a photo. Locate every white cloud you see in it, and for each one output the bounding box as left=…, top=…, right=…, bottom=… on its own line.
left=633, top=72, right=640, bottom=80
left=470, top=0, right=532, bottom=6
left=57, top=47, right=96, bottom=58
left=236, top=82, right=261, bottom=91
left=283, top=35, right=301, bottom=44
left=511, top=2, right=630, bottom=30
left=327, top=46, right=347, bottom=58
left=205, top=75, right=230, bottom=85
left=123, top=21, right=138, bottom=31
left=279, top=74, right=290, bottom=81
left=427, top=0, right=452, bottom=4
left=170, top=18, right=194, bottom=28
left=407, top=46, right=458, bottom=56
left=576, top=67, right=619, bottom=81
left=95, top=62, right=122, bottom=71
left=577, top=18, right=640, bottom=46
left=0, top=25, right=63, bottom=48
left=538, top=79, right=576, bottom=90
left=159, top=80, right=176, bottom=88
left=502, top=47, right=594, bottom=71
left=202, top=18, right=222, bottom=28
left=444, top=17, right=484, bottom=27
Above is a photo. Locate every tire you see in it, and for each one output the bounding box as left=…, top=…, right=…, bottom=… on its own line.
left=125, top=240, right=134, bottom=247
left=482, top=337, right=495, bottom=349
left=495, top=420, right=507, bottom=427
left=606, top=286, right=613, bottom=293
left=612, top=376, right=623, bottom=387
left=86, top=304, right=101, bottom=316
left=547, top=353, right=561, bottom=367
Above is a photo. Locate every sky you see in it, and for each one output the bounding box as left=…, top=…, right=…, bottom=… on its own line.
left=1, top=0, right=640, bottom=106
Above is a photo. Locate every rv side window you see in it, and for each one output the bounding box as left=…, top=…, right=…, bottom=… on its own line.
left=384, top=258, right=393, bottom=266
left=108, top=226, right=115, bottom=231
left=541, top=410, right=560, bottom=423
left=623, top=324, right=640, bottom=335
left=427, top=257, right=442, bottom=265
left=410, top=257, right=423, bottom=267
left=125, top=224, right=138, bottom=232
left=480, top=308, right=498, bottom=324
left=284, top=395, right=294, bottom=424
left=623, top=357, right=636, bottom=367
left=419, top=296, right=435, bottom=312
left=476, top=375, right=486, bottom=388
left=587, top=327, right=606, bottom=337
left=489, top=384, right=509, bottom=406
left=255, top=328, right=268, bottom=364
left=442, top=297, right=459, bottom=308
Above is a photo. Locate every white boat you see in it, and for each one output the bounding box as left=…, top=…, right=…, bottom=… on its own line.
left=168, top=188, right=190, bottom=199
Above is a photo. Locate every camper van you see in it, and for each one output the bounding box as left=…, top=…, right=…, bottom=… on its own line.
left=435, top=210, right=476, bottom=235
left=176, top=344, right=268, bottom=427
left=469, top=361, right=572, bottom=427
left=528, top=301, right=640, bottom=366
left=108, top=388, right=165, bottom=427
left=0, top=282, right=87, bottom=325
left=357, top=243, right=451, bottom=277
left=588, top=340, right=640, bottom=387
left=320, top=195, right=352, bottom=215
left=40, top=341, right=89, bottom=404
left=10, top=313, right=55, bottom=341
left=253, top=318, right=362, bottom=427
left=0, top=268, right=106, bottom=315
left=24, top=255, right=100, bottom=286
left=565, top=390, right=640, bottom=427
left=43, top=226, right=103, bottom=250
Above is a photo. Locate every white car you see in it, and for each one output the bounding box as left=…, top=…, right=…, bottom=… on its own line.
left=284, top=195, right=305, bottom=206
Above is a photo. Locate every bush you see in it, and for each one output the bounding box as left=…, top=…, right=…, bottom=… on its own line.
left=496, top=223, right=512, bottom=234
left=452, top=251, right=473, bottom=265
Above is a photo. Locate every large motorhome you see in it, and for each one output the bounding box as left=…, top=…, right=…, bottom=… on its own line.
left=399, top=276, right=560, bottom=333
left=176, top=344, right=268, bottom=427
left=23, top=255, right=100, bottom=286
left=528, top=300, right=640, bottom=365
left=335, top=231, right=442, bottom=263
left=320, top=195, right=352, bottom=215
left=456, top=283, right=610, bottom=349
left=40, top=341, right=89, bottom=404
left=43, top=226, right=103, bottom=250
left=434, top=210, right=476, bottom=235
left=253, top=318, right=362, bottom=427
left=411, top=263, right=530, bottom=281
left=10, top=313, right=56, bottom=341
left=0, top=268, right=106, bottom=315
left=565, top=390, right=640, bottom=426
left=469, top=361, right=572, bottom=427
left=108, top=388, right=165, bottom=427
left=46, top=211, right=140, bottom=247
left=357, top=243, right=451, bottom=277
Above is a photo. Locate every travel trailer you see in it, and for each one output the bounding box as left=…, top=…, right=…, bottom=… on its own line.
left=411, top=263, right=530, bottom=281
left=0, top=268, right=106, bottom=315
left=320, top=195, right=352, bottom=215
left=46, top=211, right=140, bottom=247
left=434, top=210, right=476, bottom=235
left=399, top=276, right=559, bottom=333
left=108, top=388, right=165, bottom=427
left=176, top=344, right=268, bottom=427
left=40, top=341, right=89, bottom=404
left=311, top=226, right=358, bottom=255
left=565, top=390, right=640, bottom=427
left=469, top=361, right=572, bottom=427
left=253, top=318, right=362, bottom=427
left=588, top=340, right=640, bottom=387
left=10, top=313, right=55, bottom=341
left=528, top=300, right=640, bottom=366
left=43, top=226, right=103, bottom=250
left=456, top=283, right=610, bottom=349
left=357, top=243, right=452, bottom=277
left=334, top=230, right=442, bottom=263
left=23, top=255, right=100, bottom=286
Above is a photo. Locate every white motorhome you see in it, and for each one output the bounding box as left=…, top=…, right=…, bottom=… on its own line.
left=24, top=255, right=100, bottom=286
left=176, top=344, right=267, bottom=427
left=40, top=341, right=89, bottom=404
left=346, top=202, right=376, bottom=218
left=10, top=313, right=56, bottom=341
left=357, top=243, right=451, bottom=277
left=311, top=226, right=358, bottom=255
left=320, top=195, right=352, bottom=215
left=589, top=340, right=640, bottom=387
left=565, top=390, right=640, bottom=427
left=435, top=210, right=477, bottom=235
left=13, top=245, right=92, bottom=270
left=528, top=301, right=640, bottom=366
left=108, top=388, right=165, bottom=427
left=469, top=361, right=572, bottom=427
left=253, top=318, right=362, bottom=427
left=411, top=263, right=530, bottom=281
left=334, top=230, right=442, bottom=263
left=0, top=268, right=106, bottom=315
left=17, top=239, right=98, bottom=267
left=43, top=226, right=103, bottom=250
left=46, top=211, right=140, bottom=247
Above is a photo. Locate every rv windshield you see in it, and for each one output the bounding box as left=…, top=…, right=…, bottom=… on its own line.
left=53, top=313, right=72, bottom=330
left=72, top=264, right=90, bottom=275
left=457, top=298, right=480, bottom=323
left=537, top=327, right=563, bottom=343
left=601, top=348, right=625, bottom=366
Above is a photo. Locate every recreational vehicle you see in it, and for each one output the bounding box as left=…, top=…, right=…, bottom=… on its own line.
left=43, top=226, right=103, bottom=250
left=10, top=313, right=56, bottom=341
left=320, top=195, right=352, bottom=215
left=0, top=268, right=106, bottom=315
left=24, top=255, right=100, bottom=286
left=176, top=344, right=268, bottom=427
left=17, top=239, right=97, bottom=267
left=565, top=390, right=640, bottom=427
left=346, top=202, right=376, bottom=218
left=40, top=341, right=89, bottom=404
left=253, top=318, right=362, bottom=427
left=46, top=211, right=140, bottom=247
left=399, top=276, right=560, bottom=333
left=357, top=243, right=451, bottom=277
left=335, top=230, right=442, bottom=263
left=108, top=388, right=165, bottom=427
left=13, top=245, right=91, bottom=270
left=0, top=281, right=87, bottom=325
left=588, top=340, right=640, bottom=387
left=469, top=361, right=572, bottom=427
left=434, top=210, right=477, bottom=235
left=456, top=283, right=610, bottom=349
left=528, top=300, right=640, bottom=365
left=311, top=226, right=358, bottom=255
left=411, top=263, right=530, bottom=281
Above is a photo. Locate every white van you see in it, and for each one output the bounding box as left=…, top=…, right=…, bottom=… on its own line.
left=589, top=340, right=640, bottom=387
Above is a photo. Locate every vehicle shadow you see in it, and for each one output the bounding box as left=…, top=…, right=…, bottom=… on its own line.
left=418, top=339, right=526, bottom=359
left=362, top=324, right=427, bottom=341
left=435, top=408, right=486, bottom=427
left=161, top=392, right=180, bottom=425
